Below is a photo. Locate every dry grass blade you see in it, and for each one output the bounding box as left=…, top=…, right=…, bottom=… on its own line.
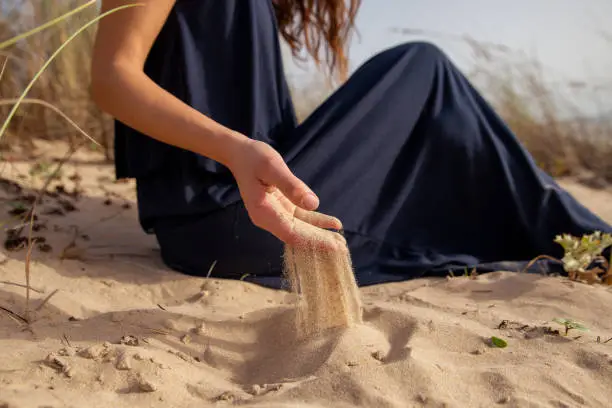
left=35, top=288, right=59, bottom=312
left=0, top=98, right=101, bottom=147
left=0, top=56, right=7, bottom=82
left=24, top=201, right=37, bottom=322
left=520, top=255, right=561, bottom=274
left=0, top=280, right=44, bottom=293
left=0, top=0, right=96, bottom=50
left=607, top=250, right=612, bottom=285
left=0, top=305, right=28, bottom=325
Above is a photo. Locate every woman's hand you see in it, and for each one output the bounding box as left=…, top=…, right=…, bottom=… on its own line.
left=229, top=138, right=344, bottom=248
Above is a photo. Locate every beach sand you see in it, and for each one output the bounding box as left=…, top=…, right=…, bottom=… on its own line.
left=1, top=141, right=611, bottom=408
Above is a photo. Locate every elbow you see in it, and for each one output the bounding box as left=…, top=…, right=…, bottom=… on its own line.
left=89, top=61, right=132, bottom=115
left=89, top=66, right=113, bottom=114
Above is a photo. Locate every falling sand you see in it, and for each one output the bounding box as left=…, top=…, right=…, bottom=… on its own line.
left=283, top=222, right=363, bottom=338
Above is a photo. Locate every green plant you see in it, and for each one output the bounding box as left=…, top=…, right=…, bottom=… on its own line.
left=523, top=231, right=612, bottom=284
left=552, top=318, right=589, bottom=336
left=555, top=231, right=612, bottom=284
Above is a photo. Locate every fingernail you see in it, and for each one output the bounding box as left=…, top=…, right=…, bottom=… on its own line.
left=333, top=218, right=343, bottom=230
left=302, top=193, right=319, bottom=210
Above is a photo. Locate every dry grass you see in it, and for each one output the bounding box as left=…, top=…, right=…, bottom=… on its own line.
left=0, top=0, right=113, bottom=160
left=464, top=36, right=612, bottom=182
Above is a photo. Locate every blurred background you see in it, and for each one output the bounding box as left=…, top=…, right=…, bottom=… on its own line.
left=1, top=0, right=611, bottom=182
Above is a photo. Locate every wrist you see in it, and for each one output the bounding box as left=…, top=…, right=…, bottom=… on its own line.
left=214, top=130, right=252, bottom=170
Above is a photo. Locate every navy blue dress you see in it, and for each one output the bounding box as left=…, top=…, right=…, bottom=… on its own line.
left=114, top=0, right=612, bottom=288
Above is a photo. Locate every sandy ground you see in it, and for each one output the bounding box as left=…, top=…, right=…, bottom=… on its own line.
left=0, top=141, right=611, bottom=408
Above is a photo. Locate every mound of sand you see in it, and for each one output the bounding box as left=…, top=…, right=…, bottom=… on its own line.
left=0, top=141, right=611, bottom=408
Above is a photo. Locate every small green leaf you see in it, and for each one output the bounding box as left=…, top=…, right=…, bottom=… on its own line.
left=553, top=318, right=589, bottom=333
left=568, top=322, right=589, bottom=332
left=490, top=336, right=508, bottom=348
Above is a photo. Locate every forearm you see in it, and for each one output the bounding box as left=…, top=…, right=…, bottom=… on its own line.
left=91, top=65, right=247, bottom=168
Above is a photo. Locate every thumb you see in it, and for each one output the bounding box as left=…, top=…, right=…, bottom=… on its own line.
left=262, top=157, right=319, bottom=211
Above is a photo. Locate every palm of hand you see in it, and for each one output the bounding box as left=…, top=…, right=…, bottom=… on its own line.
left=247, top=185, right=345, bottom=251
left=231, top=139, right=345, bottom=251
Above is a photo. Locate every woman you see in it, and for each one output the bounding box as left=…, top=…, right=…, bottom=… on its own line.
left=91, top=0, right=611, bottom=288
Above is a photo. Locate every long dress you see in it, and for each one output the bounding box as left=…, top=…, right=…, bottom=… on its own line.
left=114, top=0, right=612, bottom=289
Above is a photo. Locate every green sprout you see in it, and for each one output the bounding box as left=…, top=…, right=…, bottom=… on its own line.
left=552, top=318, right=589, bottom=336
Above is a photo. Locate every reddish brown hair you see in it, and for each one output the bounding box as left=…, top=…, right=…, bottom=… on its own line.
left=273, top=0, right=361, bottom=82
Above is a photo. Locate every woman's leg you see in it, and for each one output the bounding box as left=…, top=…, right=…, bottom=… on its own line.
left=277, top=41, right=612, bottom=284
left=153, top=202, right=286, bottom=285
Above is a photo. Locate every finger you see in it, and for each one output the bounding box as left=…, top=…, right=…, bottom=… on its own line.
left=294, top=208, right=343, bottom=230
left=248, top=191, right=346, bottom=253
left=260, top=155, right=319, bottom=211
left=250, top=203, right=343, bottom=253
left=291, top=219, right=348, bottom=254
left=264, top=193, right=341, bottom=244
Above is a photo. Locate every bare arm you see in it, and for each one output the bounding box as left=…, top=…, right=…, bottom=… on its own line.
left=91, top=0, right=342, bottom=245
left=91, top=0, right=245, bottom=167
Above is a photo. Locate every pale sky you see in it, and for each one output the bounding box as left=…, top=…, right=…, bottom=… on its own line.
left=286, top=0, right=612, bottom=118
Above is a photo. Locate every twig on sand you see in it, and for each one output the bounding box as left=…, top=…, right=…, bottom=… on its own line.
left=35, top=288, right=59, bottom=312
left=24, top=202, right=37, bottom=322
left=0, top=280, right=44, bottom=293
left=520, top=255, right=561, bottom=274
left=0, top=305, right=28, bottom=325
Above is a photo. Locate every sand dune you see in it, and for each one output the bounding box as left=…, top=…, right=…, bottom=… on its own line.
left=1, top=142, right=611, bottom=408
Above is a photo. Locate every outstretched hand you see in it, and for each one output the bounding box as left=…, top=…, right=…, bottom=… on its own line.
left=229, top=139, right=345, bottom=250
